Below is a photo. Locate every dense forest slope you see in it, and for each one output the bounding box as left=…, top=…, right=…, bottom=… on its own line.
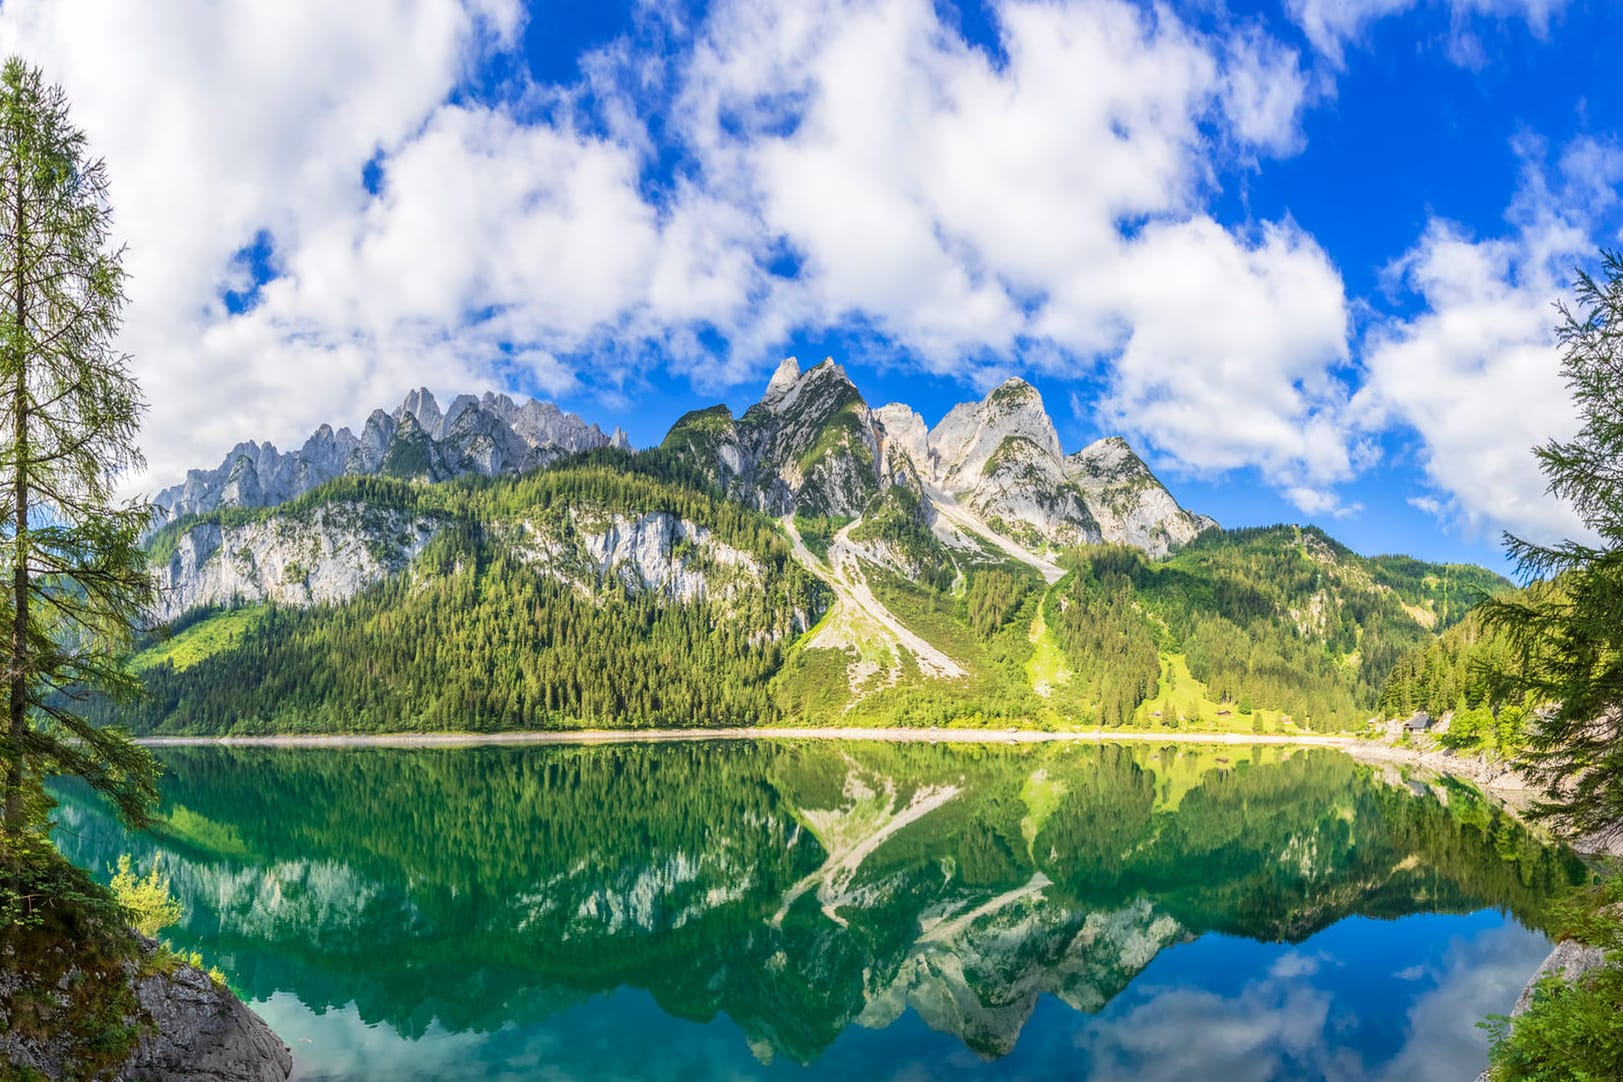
left=108, top=362, right=1507, bottom=735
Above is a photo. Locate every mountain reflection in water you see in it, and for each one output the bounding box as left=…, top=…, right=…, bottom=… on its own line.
left=50, top=741, right=1581, bottom=1081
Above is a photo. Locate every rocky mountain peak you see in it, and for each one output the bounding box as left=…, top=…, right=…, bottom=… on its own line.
left=757, top=357, right=857, bottom=420
left=394, top=388, right=444, bottom=438
left=873, top=404, right=930, bottom=478
left=1063, top=437, right=1210, bottom=557
left=1067, top=435, right=1139, bottom=478
left=156, top=388, right=617, bottom=523
left=927, top=377, right=1062, bottom=491
left=763, top=356, right=802, bottom=405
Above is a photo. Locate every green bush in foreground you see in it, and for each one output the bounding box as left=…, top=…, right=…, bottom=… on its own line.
left=108, top=854, right=182, bottom=938
left=1485, top=877, right=1623, bottom=1081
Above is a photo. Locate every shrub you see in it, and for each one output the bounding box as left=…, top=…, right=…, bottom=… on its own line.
left=108, top=854, right=182, bottom=938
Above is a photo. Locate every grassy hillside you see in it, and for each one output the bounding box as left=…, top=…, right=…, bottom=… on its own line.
left=769, top=525, right=1506, bottom=733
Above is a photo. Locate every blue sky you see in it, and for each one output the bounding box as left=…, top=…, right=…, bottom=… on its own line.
left=3, top=0, right=1619, bottom=572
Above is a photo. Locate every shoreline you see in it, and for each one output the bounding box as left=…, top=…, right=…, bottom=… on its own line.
left=141, top=725, right=1589, bottom=847
left=137, top=726, right=1376, bottom=749
left=130, top=727, right=1529, bottom=788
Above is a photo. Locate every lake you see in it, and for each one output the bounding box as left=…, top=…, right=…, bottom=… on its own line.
left=49, top=741, right=1583, bottom=1081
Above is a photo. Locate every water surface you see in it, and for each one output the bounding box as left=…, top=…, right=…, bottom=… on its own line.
left=51, top=741, right=1580, bottom=1081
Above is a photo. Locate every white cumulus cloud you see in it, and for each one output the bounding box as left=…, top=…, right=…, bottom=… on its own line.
left=1289, top=0, right=1568, bottom=66
left=2, top=0, right=1603, bottom=545
left=1355, top=136, right=1623, bottom=545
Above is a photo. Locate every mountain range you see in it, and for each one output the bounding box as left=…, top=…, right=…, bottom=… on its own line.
left=155, top=358, right=1209, bottom=559
left=115, top=359, right=1506, bottom=735
left=156, top=389, right=630, bottom=520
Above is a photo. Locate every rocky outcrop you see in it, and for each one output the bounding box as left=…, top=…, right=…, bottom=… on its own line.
left=1572, top=822, right=1623, bottom=859
left=967, top=433, right=1101, bottom=549
left=1474, top=936, right=1613, bottom=1082
left=743, top=359, right=881, bottom=516
left=919, top=380, right=1211, bottom=556
left=665, top=364, right=1214, bottom=555
left=1065, top=436, right=1212, bottom=557
left=125, top=952, right=292, bottom=1082
left=929, top=379, right=1064, bottom=490
left=662, top=358, right=888, bottom=518
left=156, top=388, right=617, bottom=521
left=505, top=511, right=773, bottom=610
left=0, top=934, right=291, bottom=1082
left=152, top=504, right=443, bottom=622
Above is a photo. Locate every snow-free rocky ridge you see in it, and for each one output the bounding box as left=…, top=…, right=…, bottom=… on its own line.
left=155, top=388, right=628, bottom=522
left=148, top=359, right=1214, bottom=696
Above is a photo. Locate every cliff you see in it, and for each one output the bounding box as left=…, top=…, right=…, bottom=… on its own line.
left=1, top=926, right=291, bottom=1082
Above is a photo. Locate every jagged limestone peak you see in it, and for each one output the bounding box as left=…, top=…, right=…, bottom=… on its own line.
left=394, top=388, right=444, bottom=438
left=763, top=356, right=802, bottom=406
left=1062, top=435, right=1215, bottom=557
left=1066, top=435, right=1147, bottom=481
left=928, top=377, right=1063, bottom=490
left=757, top=356, right=858, bottom=422
left=156, top=388, right=615, bottom=521
left=738, top=357, right=876, bottom=516
left=872, top=404, right=930, bottom=479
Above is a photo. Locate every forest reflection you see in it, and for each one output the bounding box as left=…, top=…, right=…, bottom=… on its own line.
left=49, top=741, right=1582, bottom=1066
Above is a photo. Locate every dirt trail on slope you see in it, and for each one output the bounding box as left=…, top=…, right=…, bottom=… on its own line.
left=923, top=486, right=1065, bottom=584
left=782, top=515, right=966, bottom=687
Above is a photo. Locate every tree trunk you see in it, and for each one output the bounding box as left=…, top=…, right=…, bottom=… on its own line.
left=3, top=165, right=27, bottom=844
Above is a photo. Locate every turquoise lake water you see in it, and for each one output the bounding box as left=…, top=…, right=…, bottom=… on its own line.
left=50, top=741, right=1581, bottom=1081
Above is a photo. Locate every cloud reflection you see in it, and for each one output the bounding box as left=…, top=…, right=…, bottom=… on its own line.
left=1074, top=922, right=1549, bottom=1082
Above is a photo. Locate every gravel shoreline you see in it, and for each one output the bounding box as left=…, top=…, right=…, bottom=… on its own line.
left=136, top=726, right=1375, bottom=749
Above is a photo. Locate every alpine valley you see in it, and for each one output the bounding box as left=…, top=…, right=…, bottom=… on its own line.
left=115, top=358, right=1506, bottom=736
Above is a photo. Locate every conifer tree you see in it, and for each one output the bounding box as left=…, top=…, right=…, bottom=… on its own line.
left=1484, top=249, right=1623, bottom=839
left=0, top=58, right=157, bottom=857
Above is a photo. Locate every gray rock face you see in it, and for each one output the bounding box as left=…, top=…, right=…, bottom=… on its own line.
left=0, top=934, right=291, bottom=1082
left=1064, top=436, right=1210, bottom=558
left=152, top=505, right=443, bottom=623
left=1473, top=934, right=1613, bottom=1082
left=665, top=357, right=888, bottom=518
left=156, top=388, right=619, bottom=522
left=668, top=364, right=1213, bottom=556
left=350, top=409, right=398, bottom=474
left=928, top=379, right=1064, bottom=491
left=395, top=387, right=443, bottom=437
left=506, top=510, right=779, bottom=613
left=871, top=404, right=930, bottom=482
left=916, top=381, right=1208, bottom=556
left=1510, top=938, right=1608, bottom=1016
left=740, top=358, right=882, bottom=516
left=966, top=433, right=1101, bottom=549
left=125, top=957, right=292, bottom=1082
